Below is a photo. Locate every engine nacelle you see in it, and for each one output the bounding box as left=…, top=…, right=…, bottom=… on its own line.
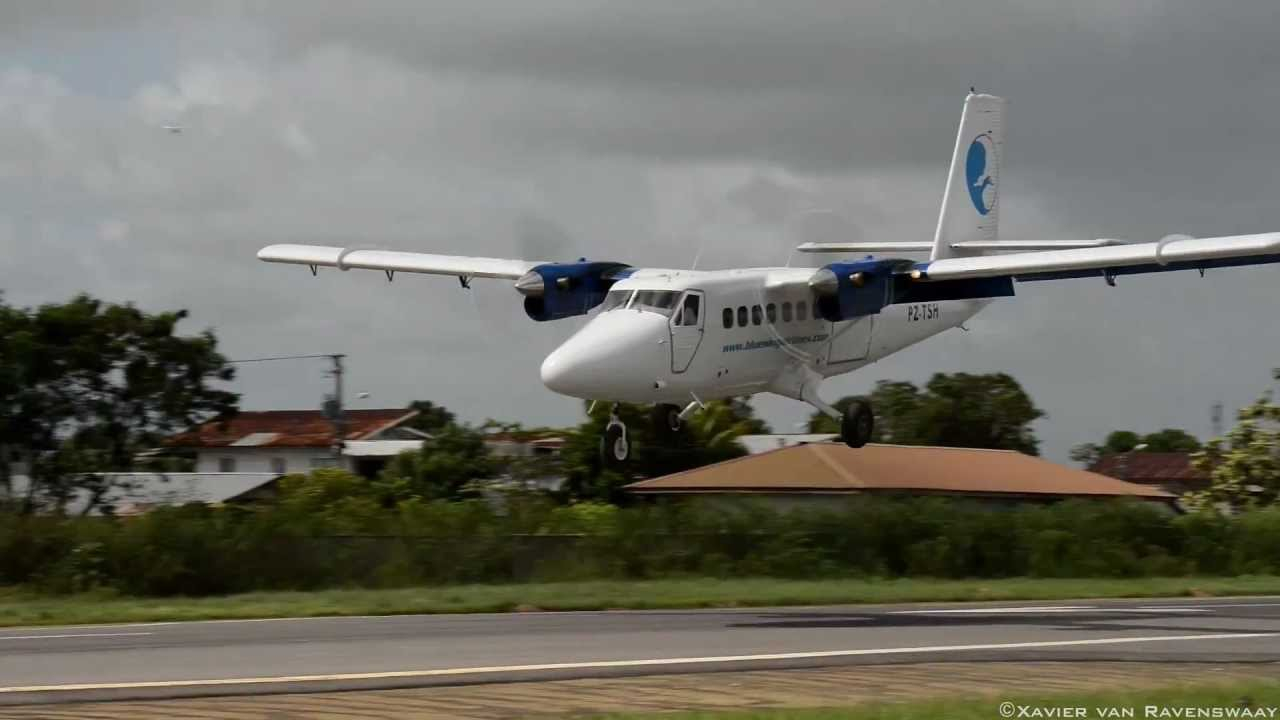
left=808, top=259, right=901, bottom=321
left=516, top=261, right=632, bottom=321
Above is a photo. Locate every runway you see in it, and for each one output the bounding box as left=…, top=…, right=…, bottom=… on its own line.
left=2, top=596, right=1278, bottom=705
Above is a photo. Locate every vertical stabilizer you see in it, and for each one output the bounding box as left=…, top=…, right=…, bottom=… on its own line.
left=931, top=93, right=1005, bottom=261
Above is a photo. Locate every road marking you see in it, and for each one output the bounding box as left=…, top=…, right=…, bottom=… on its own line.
left=0, top=632, right=152, bottom=641
left=1, top=632, right=1274, bottom=694
left=890, top=606, right=1096, bottom=614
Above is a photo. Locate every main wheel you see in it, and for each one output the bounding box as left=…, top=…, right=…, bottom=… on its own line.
left=602, top=422, right=630, bottom=467
left=651, top=403, right=682, bottom=439
left=841, top=399, right=874, bottom=448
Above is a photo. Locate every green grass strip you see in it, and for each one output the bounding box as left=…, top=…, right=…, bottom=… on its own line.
left=1, top=575, right=1278, bottom=627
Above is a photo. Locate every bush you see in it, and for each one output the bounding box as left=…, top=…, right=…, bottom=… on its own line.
left=2, top=472, right=1279, bottom=597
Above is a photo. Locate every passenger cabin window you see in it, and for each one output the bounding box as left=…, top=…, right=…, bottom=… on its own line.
left=722, top=307, right=733, bottom=329
left=601, top=289, right=633, bottom=312
left=675, top=294, right=701, bottom=327
left=737, top=306, right=747, bottom=327
left=781, top=302, right=793, bottom=322
left=631, top=290, right=680, bottom=317
left=796, top=300, right=807, bottom=321
left=766, top=303, right=777, bottom=324
left=751, top=305, right=762, bottom=326
left=813, top=300, right=822, bottom=320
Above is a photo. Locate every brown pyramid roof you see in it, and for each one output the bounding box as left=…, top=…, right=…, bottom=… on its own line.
left=626, top=443, right=1174, bottom=499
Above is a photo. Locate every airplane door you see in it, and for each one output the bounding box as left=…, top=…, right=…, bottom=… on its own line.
left=670, top=291, right=705, bottom=373
left=827, top=316, right=873, bottom=365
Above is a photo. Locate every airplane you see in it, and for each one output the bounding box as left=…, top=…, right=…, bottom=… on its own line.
left=258, top=92, right=1280, bottom=466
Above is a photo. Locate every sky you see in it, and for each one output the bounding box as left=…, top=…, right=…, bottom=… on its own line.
left=2, top=0, right=1279, bottom=462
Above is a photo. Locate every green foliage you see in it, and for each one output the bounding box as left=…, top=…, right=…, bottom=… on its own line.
left=1070, top=428, right=1201, bottom=466
left=810, top=373, right=1044, bottom=454
left=4, top=472, right=1280, bottom=597
left=376, top=424, right=498, bottom=501
left=1186, top=385, right=1280, bottom=511
left=0, top=294, right=237, bottom=513
left=402, top=400, right=455, bottom=435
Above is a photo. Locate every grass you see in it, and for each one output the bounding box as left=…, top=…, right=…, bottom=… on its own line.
left=589, top=680, right=1280, bottom=719
left=1, top=575, right=1278, bottom=627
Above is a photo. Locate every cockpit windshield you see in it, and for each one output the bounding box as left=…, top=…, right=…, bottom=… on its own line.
left=600, top=289, right=633, bottom=312
left=630, top=290, right=680, bottom=317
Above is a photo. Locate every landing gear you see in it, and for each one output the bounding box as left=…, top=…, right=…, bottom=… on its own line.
left=601, top=406, right=630, bottom=468
left=651, top=403, right=682, bottom=439
left=841, top=399, right=875, bottom=448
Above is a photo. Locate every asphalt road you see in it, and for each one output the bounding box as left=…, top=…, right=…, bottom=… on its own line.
left=2, top=596, right=1278, bottom=705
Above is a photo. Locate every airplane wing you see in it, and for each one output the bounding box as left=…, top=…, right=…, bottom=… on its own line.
left=796, top=239, right=1123, bottom=254
left=910, top=233, right=1280, bottom=282
left=257, top=244, right=542, bottom=279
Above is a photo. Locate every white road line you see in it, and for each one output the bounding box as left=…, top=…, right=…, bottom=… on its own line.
left=1, top=632, right=1273, bottom=694
left=0, top=632, right=152, bottom=641
left=890, top=606, right=1096, bottom=614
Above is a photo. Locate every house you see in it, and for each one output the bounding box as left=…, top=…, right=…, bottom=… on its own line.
left=626, top=442, right=1177, bottom=510
left=483, top=431, right=568, bottom=458
left=5, top=472, right=280, bottom=516
left=1089, top=452, right=1209, bottom=496
left=167, top=409, right=427, bottom=478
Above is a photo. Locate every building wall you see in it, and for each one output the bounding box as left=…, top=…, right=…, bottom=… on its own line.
left=195, top=448, right=351, bottom=475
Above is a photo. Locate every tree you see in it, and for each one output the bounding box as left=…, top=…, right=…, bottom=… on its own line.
left=1069, top=428, right=1201, bottom=466
left=1185, top=378, right=1280, bottom=511
left=0, top=295, right=238, bottom=513
left=808, top=373, right=1044, bottom=454
left=377, top=423, right=498, bottom=501
left=402, top=400, right=455, bottom=436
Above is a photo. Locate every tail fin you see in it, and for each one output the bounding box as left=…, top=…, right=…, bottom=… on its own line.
left=931, top=93, right=1005, bottom=261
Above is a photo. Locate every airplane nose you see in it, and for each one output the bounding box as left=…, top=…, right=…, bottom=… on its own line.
left=539, top=312, right=669, bottom=399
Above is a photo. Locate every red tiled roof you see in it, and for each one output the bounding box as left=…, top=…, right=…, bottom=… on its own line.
left=626, top=443, right=1174, bottom=499
left=169, top=409, right=418, bottom=449
left=1089, top=452, right=1207, bottom=483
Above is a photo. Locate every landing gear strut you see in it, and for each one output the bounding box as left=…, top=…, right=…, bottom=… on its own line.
left=841, top=399, right=875, bottom=448
left=601, top=404, right=630, bottom=468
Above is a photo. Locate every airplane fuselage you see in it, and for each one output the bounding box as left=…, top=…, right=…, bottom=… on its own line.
left=539, top=266, right=988, bottom=406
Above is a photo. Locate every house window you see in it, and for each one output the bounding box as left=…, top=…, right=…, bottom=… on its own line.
left=270, top=458, right=286, bottom=475
left=309, top=457, right=338, bottom=469
left=722, top=307, right=733, bottom=329
left=218, top=457, right=237, bottom=472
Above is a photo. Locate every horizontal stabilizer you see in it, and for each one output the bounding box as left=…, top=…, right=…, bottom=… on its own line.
left=797, top=239, right=1125, bottom=254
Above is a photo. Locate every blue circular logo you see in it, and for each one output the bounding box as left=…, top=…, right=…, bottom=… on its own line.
left=964, top=133, right=997, bottom=216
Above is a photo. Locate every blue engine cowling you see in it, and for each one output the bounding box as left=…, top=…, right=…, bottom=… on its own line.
left=517, top=261, right=633, bottom=321
left=809, top=259, right=903, bottom=321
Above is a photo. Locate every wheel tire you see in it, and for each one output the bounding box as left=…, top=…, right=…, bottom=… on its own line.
left=841, top=400, right=874, bottom=448
left=602, top=422, right=630, bottom=467
left=651, top=403, right=682, bottom=439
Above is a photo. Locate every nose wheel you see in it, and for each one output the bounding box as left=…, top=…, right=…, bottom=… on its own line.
left=601, top=408, right=630, bottom=468
left=841, top=399, right=875, bottom=448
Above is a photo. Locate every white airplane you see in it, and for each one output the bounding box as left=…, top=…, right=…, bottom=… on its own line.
left=259, top=93, right=1280, bottom=465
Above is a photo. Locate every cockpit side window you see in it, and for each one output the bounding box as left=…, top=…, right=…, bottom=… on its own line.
left=601, top=289, right=634, bottom=312
left=678, top=294, right=701, bottom=327
left=631, top=290, right=680, bottom=317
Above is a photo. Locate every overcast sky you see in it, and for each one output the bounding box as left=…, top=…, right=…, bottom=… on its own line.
left=3, top=0, right=1279, bottom=461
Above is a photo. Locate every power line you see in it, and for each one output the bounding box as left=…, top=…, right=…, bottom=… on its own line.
left=227, top=353, right=342, bottom=364
left=224, top=353, right=348, bottom=463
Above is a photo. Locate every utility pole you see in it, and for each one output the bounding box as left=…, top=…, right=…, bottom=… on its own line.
left=327, top=354, right=347, bottom=463
left=227, top=352, right=348, bottom=465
